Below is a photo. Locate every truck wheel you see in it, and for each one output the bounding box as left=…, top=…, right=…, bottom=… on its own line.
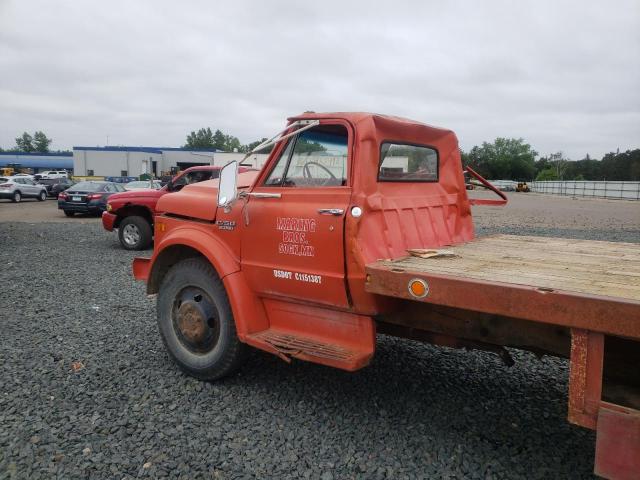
left=157, top=258, right=247, bottom=381
left=37, top=191, right=46, bottom=201
left=12, top=191, right=21, bottom=203
left=118, top=216, right=152, bottom=250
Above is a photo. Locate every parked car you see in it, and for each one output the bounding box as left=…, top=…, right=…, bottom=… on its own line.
left=102, top=165, right=255, bottom=250
left=38, top=178, right=75, bottom=197
left=0, top=176, right=48, bottom=202
left=57, top=181, right=125, bottom=217
left=124, top=180, right=162, bottom=191
left=13, top=173, right=36, bottom=180
left=38, top=170, right=69, bottom=179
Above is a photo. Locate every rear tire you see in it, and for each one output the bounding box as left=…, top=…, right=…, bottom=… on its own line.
left=118, top=215, right=152, bottom=250
left=64, top=210, right=74, bottom=217
left=157, top=258, right=247, bottom=381
left=37, top=190, right=46, bottom=201
left=12, top=191, right=21, bottom=203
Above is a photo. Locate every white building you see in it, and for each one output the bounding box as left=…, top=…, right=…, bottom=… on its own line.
left=72, top=146, right=269, bottom=178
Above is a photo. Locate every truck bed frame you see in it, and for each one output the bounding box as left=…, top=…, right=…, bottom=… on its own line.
left=365, top=235, right=640, bottom=479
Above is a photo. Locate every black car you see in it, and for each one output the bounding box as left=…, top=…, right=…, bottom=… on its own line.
left=57, top=181, right=125, bottom=217
left=38, top=178, right=75, bottom=197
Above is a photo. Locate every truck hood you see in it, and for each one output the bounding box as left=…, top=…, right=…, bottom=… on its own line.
left=157, top=170, right=259, bottom=221
left=108, top=188, right=166, bottom=203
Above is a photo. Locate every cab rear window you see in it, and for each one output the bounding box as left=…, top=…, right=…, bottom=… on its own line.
left=378, top=143, right=438, bottom=182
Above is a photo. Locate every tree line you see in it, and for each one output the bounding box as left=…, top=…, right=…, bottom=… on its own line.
left=184, top=127, right=272, bottom=154
left=461, top=138, right=639, bottom=181
left=5, top=127, right=638, bottom=181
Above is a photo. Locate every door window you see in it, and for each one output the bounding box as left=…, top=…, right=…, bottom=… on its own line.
left=264, top=125, right=348, bottom=187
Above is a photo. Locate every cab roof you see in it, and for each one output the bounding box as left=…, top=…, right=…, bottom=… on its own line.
left=288, top=111, right=454, bottom=136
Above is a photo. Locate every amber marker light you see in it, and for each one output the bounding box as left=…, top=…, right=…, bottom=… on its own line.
left=157, top=223, right=166, bottom=232
left=408, top=278, right=429, bottom=298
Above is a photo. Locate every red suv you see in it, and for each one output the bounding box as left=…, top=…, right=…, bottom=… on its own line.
left=102, top=166, right=253, bottom=250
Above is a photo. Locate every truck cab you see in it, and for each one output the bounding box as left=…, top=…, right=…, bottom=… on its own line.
left=133, top=113, right=640, bottom=479
left=134, top=112, right=474, bottom=371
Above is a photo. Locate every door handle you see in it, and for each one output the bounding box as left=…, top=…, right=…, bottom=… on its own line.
left=318, top=208, right=344, bottom=216
left=240, top=192, right=281, bottom=199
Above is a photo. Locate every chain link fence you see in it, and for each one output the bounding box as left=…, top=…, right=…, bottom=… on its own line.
left=529, top=181, right=640, bottom=200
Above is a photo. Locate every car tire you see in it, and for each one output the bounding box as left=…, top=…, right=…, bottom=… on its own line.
left=37, top=190, right=46, bottom=201
left=157, top=258, right=248, bottom=381
left=118, top=215, right=152, bottom=251
left=64, top=210, right=74, bottom=217
left=12, top=191, right=21, bottom=203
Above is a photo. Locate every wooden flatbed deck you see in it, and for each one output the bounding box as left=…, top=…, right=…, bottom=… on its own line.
left=365, top=235, right=640, bottom=339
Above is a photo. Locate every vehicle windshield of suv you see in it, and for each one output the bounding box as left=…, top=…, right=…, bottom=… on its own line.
left=39, top=179, right=57, bottom=185
left=0, top=177, right=7, bottom=183
left=71, top=182, right=104, bottom=192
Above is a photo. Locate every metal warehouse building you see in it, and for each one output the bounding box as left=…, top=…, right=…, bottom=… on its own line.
left=73, top=146, right=268, bottom=177
left=0, top=152, right=74, bottom=172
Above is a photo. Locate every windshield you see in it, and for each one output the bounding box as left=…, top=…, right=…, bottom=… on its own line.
left=71, top=182, right=104, bottom=192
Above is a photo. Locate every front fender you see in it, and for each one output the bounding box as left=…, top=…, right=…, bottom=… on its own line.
left=144, top=224, right=240, bottom=294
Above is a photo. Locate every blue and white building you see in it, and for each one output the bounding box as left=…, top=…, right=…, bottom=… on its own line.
left=0, top=151, right=73, bottom=172
left=72, top=146, right=268, bottom=177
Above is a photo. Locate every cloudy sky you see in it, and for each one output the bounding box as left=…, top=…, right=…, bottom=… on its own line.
left=0, top=0, right=638, bottom=159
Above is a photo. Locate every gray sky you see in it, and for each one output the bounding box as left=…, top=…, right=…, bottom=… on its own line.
left=1, top=0, right=638, bottom=159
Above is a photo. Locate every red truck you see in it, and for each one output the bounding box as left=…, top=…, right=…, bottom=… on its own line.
left=102, top=166, right=252, bottom=250
left=132, top=113, right=640, bottom=479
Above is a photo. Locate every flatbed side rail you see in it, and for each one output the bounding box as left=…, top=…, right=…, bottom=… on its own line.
left=365, top=262, right=640, bottom=340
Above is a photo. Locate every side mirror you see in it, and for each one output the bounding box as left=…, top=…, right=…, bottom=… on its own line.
left=217, top=161, right=238, bottom=207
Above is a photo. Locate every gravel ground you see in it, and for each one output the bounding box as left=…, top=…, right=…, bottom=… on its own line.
left=1, top=196, right=638, bottom=479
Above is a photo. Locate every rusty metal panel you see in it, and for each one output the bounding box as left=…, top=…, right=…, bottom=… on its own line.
left=595, top=405, right=640, bottom=480
left=568, top=329, right=604, bottom=430
left=365, top=266, right=640, bottom=340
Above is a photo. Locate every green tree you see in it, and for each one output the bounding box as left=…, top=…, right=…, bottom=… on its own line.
left=535, top=168, right=559, bottom=181
left=600, top=149, right=640, bottom=181
left=15, top=132, right=35, bottom=152
left=242, top=138, right=273, bottom=153
left=185, top=128, right=215, bottom=149
left=33, top=131, right=52, bottom=152
left=224, top=134, right=242, bottom=152
left=212, top=129, right=226, bottom=150
left=464, top=138, right=537, bottom=180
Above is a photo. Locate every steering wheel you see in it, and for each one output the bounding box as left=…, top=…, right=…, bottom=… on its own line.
left=303, top=161, right=337, bottom=186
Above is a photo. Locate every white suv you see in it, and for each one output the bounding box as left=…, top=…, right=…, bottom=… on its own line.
left=39, top=170, right=69, bottom=179
left=0, top=176, right=48, bottom=202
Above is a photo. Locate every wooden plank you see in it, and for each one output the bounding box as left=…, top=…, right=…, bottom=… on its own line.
left=372, top=235, right=640, bottom=302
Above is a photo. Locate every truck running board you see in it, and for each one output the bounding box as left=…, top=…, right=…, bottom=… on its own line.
left=244, top=299, right=376, bottom=371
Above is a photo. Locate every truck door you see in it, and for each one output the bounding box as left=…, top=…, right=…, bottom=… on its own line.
left=241, top=123, right=352, bottom=309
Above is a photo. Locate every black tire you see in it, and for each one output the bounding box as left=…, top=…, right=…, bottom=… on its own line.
left=37, top=190, right=46, bottom=201
left=12, top=191, right=21, bottom=203
left=64, top=210, right=74, bottom=217
left=118, top=215, right=152, bottom=250
left=157, top=258, right=247, bottom=381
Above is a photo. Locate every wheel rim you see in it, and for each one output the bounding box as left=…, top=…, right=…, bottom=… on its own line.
left=14, top=193, right=20, bottom=202
left=172, top=286, right=220, bottom=353
left=40, top=192, right=46, bottom=200
left=122, top=224, right=140, bottom=246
